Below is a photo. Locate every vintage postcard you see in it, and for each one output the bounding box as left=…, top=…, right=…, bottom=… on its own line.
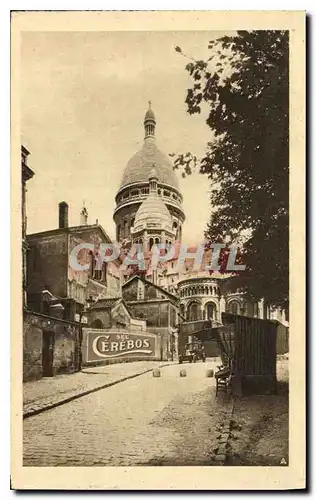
left=11, top=10, right=305, bottom=490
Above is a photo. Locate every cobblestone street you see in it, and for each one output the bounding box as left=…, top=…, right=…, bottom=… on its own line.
left=23, top=361, right=171, bottom=417
left=23, top=360, right=231, bottom=466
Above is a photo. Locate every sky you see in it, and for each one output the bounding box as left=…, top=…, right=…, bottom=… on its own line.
left=21, top=30, right=229, bottom=243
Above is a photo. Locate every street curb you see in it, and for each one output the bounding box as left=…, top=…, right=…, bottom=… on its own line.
left=214, top=397, right=235, bottom=465
left=23, top=363, right=173, bottom=420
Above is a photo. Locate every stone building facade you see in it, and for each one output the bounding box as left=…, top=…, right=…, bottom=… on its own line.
left=26, top=202, right=121, bottom=322
left=178, top=273, right=259, bottom=323
left=122, top=275, right=179, bottom=360
left=22, top=145, right=35, bottom=306
left=178, top=271, right=288, bottom=326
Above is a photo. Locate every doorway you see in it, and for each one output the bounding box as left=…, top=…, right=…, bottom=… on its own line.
left=42, top=331, right=55, bottom=377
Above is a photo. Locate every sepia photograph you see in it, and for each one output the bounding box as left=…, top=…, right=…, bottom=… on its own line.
left=11, top=10, right=305, bottom=490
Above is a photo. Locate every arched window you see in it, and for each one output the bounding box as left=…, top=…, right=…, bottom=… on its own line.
left=187, top=302, right=201, bottom=321
left=91, top=319, right=104, bottom=329
left=263, top=303, right=270, bottom=319
left=205, top=287, right=209, bottom=295
left=180, top=304, right=185, bottom=317
left=205, top=302, right=216, bottom=320
left=89, top=250, right=95, bottom=278
left=155, top=237, right=160, bottom=245
left=149, top=238, right=154, bottom=250
left=253, top=302, right=259, bottom=317
left=228, top=300, right=240, bottom=315
left=124, top=220, right=128, bottom=237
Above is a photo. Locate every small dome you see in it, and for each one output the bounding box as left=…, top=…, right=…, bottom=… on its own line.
left=144, top=106, right=156, bottom=122
left=133, top=192, right=173, bottom=234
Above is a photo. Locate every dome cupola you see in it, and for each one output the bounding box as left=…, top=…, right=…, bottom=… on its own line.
left=144, top=101, right=156, bottom=139
left=133, top=169, right=173, bottom=236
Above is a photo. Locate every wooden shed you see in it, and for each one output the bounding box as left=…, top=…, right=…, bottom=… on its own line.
left=221, top=312, right=278, bottom=396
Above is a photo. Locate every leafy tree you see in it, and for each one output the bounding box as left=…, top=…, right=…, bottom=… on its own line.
left=174, top=31, right=289, bottom=309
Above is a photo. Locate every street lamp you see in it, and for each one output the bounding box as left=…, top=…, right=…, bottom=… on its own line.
left=77, top=295, right=96, bottom=371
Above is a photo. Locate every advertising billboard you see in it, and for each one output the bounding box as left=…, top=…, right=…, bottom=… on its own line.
left=83, top=329, right=158, bottom=363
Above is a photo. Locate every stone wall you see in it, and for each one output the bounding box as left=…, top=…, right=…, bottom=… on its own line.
left=126, top=300, right=170, bottom=327
left=146, top=326, right=174, bottom=360
left=23, top=310, right=79, bottom=381
left=23, top=322, right=42, bottom=381
left=122, top=279, right=138, bottom=301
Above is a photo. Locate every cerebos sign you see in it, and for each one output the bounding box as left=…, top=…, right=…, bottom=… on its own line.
left=83, top=329, right=157, bottom=362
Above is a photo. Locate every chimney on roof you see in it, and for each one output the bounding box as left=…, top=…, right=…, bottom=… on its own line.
left=59, top=201, right=69, bottom=229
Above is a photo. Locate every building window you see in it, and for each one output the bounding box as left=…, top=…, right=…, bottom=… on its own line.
left=205, top=302, right=216, bottom=320
left=187, top=302, right=201, bottom=321
left=124, top=220, right=128, bottom=237
left=180, top=304, right=185, bottom=318
left=91, top=319, right=104, bottom=329
left=228, top=300, right=239, bottom=315
left=89, top=250, right=95, bottom=278
left=137, top=281, right=144, bottom=300
left=253, top=302, right=259, bottom=317
left=102, top=262, right=107, bottom=284
left=264, top=303, right=270, bottom=320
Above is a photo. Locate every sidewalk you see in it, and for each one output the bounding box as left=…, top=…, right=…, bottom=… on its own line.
left=226, top=358, right=289, bottom=466
left=23, top=361, right=172, bottom=419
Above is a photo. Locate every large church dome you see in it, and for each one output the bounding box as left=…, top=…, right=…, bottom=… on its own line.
left=113, top=103, right=185, bottom=243
left=119, top=139, right=180, bottom=190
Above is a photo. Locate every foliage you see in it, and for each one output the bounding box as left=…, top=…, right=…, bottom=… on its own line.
left=174, top=31, right=289, bottom=308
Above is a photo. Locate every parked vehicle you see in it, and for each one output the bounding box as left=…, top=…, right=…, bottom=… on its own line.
left=179, top=341, right=206, bottom=364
